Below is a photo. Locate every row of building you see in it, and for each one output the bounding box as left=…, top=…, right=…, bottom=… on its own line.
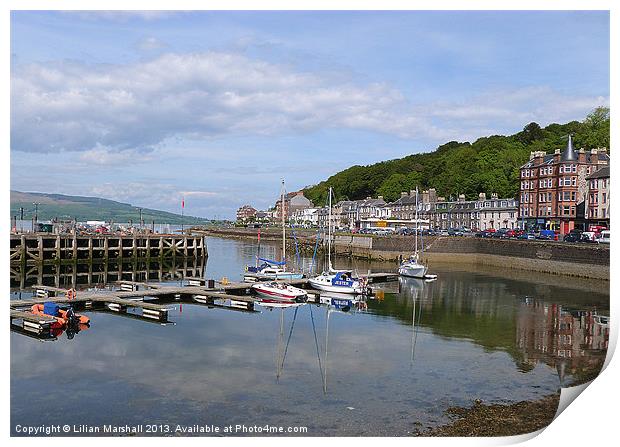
left=236, top=137, right=610, bottom=234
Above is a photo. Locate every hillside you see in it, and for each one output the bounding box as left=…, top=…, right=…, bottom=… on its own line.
left=9, top=191, right=208, bottom=225
left=303, top=107, right=610, bottom=204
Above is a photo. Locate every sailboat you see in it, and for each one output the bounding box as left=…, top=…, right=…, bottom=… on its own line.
left=245, top=179, right=304, bottom=281
left=398, top=187, right=428, bottom=278
left=309, top=187, right=370, bottom=294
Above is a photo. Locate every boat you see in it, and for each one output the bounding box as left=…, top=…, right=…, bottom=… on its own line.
left=398, top=253, right=428, bottom=278
left=309, top=271, right=368, bottom=294
left=398, top=187, right=429, bottom=279
left=244, top=179, right=304, bottom=281
left=245, top=258, right=304, bottom=280
left=30, top=302, right=91, bottom=328
left=308, top=187, right=370, bottom=295
left=252, top=281, right=308, bottom=302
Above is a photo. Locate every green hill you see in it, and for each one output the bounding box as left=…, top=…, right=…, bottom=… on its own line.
left=304, top=107, right=610, bottom=204
left=9, top=191, right=208, bottom=225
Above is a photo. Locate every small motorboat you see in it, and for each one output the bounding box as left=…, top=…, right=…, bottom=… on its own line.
left=252, top=282, right=308, bottom=302
left=31, top=302, right=90, bottom=328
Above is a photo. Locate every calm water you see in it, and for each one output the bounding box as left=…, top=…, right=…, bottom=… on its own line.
left=10, top=237, right=609, bottom=436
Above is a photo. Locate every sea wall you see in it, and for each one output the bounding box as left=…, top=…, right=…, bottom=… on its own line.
left=196, top=228, right=609, bottom=280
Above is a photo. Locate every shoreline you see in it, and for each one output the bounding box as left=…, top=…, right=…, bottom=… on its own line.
left=420, top=393, right=560, bottom=437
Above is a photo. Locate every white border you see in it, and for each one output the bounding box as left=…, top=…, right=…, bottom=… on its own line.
left=3, top=2, right=616, bottom=447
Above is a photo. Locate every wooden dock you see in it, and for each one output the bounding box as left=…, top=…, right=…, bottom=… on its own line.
left=9, top=271, right=400, bottom=338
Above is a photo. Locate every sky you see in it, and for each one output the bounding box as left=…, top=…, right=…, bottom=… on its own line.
left=10, top=10, right=610, bottom=219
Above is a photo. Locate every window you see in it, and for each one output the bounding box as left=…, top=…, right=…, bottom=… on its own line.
left=572, top=165, right=577, bottom=173
left=547, top=206, right=552, bottom=216
left=571, top=192, right=576, bottom=201
left=603, top=193, right=607, bottom=204
left=559, top=165, right=563, bottom=174
left=572, top=177, right=577, bottom=186
left=547, top=192, right=552, bottom=202
left=563, top=206, right=570, bottom=216
left=559, top=178, right=563, bottom=187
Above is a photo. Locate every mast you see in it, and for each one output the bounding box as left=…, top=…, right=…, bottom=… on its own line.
left=328, top=187, right=332, bottom=271
left=415, top=186, right=419, bottom=255
left=281, top=179, right=286, bottom=265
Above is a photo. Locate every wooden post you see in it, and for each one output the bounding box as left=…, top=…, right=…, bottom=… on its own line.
left=103, top=236, right=109, bottom=261
left=72, top=235, right=78, bottom=261
left=37, top=236, right=43, bottom=263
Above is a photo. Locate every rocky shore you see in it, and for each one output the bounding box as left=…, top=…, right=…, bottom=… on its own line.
left=420, top=394, right=560, bottom=437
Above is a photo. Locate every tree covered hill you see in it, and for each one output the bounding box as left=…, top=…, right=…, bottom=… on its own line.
left=303, top=107, right=610, bottom=204
left=10, top=191, right=208, bottom=224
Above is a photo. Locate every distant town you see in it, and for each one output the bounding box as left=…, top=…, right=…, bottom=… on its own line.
left=237, top=138, right=610, bottom=241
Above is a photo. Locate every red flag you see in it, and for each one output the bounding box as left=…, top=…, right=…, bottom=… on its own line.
left=182, top=198, right=185, bottom=209
left=257, top=229, right=261, bottom=242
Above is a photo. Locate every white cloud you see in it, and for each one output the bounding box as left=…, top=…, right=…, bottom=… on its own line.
left=11, top=52, right=608, bottom=155
left=10, top=52, right=445, bottom=153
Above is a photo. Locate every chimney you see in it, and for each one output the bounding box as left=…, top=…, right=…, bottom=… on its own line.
left=479, top=192, right=486, bottom=201
left=529, top=151, right=536, bottom=161
left=401, top=192, right=408, bottom=197
left=366, top=196, right=372, bottom=200
left=534, top=151, right=545, bottom=165
left=458, top=194, right=465, bottom=202
left=421, top=190, right=430, bottom=204
left=377, top=195, right=384, bottom=201
left=491, top=193, right=498, bottom=200
left=590, top=148, right=598, bottom=165
left=554, top=148, right=561, bottom=163
left=578, top=148, right=586, bottom=163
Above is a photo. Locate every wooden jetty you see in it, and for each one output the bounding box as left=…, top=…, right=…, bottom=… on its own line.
left=10, top=233, right=207, bottom=266
left=9, top=271, right=400, bottom=338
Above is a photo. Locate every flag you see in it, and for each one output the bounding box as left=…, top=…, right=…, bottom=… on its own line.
left=182, top=198, right=185, bottom=209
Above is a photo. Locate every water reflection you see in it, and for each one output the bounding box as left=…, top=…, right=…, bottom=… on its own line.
left=516, top=300, right=609, bottom=385
left=10, top=237, right=610, bottom=436
left=10, top=257, right=206, bottom=292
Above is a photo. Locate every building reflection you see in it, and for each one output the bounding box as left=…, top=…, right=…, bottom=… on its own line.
left=516, top=299, right=608, bottom=384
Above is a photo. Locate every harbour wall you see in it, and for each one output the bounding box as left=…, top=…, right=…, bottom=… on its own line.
left=199, top=228, right=609, bottom=280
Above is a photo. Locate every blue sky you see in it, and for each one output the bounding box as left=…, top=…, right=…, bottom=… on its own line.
left=10, top=10, right=609, bottom=219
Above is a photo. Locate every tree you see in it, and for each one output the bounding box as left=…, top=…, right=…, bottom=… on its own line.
left=517, top=122, right=544, bottom=145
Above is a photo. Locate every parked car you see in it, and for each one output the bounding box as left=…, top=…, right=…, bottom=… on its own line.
left=537, top=229, right=558, bottom=240
left=439, top=230, right=449, bottom=236
left=598, top=230, right=610, bottom=244
left=476, top=229, right=496, bottom=238
left=580, top=231, right=599, bottom=243
left=493, top=228, right=512, bottom=239
left=563, top=230, right=583, bottom=243
left=517, top=232, right=536, bottom=240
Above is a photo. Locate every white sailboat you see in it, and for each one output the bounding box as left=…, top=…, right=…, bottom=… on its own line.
left=245, top=179, right=303, bottom=280
left=309, top=187, right=369, bottom=294
left=399, top=187, right=428, bottom=278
